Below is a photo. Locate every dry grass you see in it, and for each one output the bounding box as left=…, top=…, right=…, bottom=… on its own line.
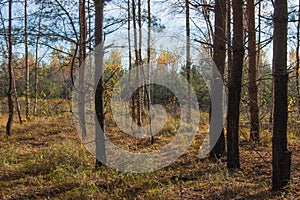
left=0, top=112, right=299, bottom=199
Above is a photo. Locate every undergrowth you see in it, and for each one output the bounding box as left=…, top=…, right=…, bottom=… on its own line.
left=0, top=113, right=299, bottom=199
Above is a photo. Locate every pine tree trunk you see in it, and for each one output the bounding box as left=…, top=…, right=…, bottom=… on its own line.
left=24, top=0, right=30, bottom=119
left=34, top=4, right=43, bottom=116
left=137, top=0, right=143, bottom=126
left=269, top=0, right=274, bottom=128
left=257, top=0, right=262, bottom=122
left=226, top=0, right=244, bottom=169
left=79, top=0, right=87, bottom=138
left=34, top=61, right=38, bottom=116
left=185, top=0, right=191, bottom=123
left=132, top=0, right=141, bottom=126
left=209, top=0, right=226, bottom=160
left=6, top=0, right=13, bottom=136
left=147, top=0, right=154, bottom=144
left=272, top=0, right=291, bottom=190
left=296, top=0, right=300, bottom=115
left=127, top=0, right=135, bottom=122
left=12, top=70, right=22, bottom=124
left=247, top=0, right=259, bottom=142
left=94, top=0, right=106, bottom=168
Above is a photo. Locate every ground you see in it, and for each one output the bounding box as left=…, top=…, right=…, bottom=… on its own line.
left=0, top=114, right=299, bottom=199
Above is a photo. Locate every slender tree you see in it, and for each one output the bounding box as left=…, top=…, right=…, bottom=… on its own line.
left=268, top=1, right=274, bottom=128
left=127, top=0, right=135, bottom=121
left=201, top=2, right=214, bottom=56
left=95, top=0, right=106, bottom=168
left=12, top=70, right=22, bottom=124
left=227, top=0, right=244, bottom=169
left=6, top=0, right=13, bottom=136
left=272, top=0, right=291, bottom=190
left=147, top=0, right=151, bottom=85
left=257, top=0, right=262, bottom=111
left=79, top=0, right=87, bottom=138
left=146, top=0, right=154, bottom=143
left=296, top=0, right=300, bottom=114
left=209, top=0, right=226, bottom=159
left=131, top=0, right=142, bottom=126
left=88, top=0, right=92, bottom=50
left=185, top=0, right=191, bottom=123
left=247, top=0, right=259, bottom=142
left=79, top=0, right=86, bottom=77
left=137, top=0, right=143, bottom=126
left=34, top=2, right=43, bottom=116
left=33, top=57, right=38, bottom=115
left=24, top=0, right=30, bottom=119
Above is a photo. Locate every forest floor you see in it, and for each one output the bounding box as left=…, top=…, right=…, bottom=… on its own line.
left=0, top=114, right=299, bottom=200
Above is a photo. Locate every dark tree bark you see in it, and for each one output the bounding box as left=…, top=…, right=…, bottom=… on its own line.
left=247, top=0, right=259, bottom=142
left=88, top=0, right=92, bottom=50
left=296, top=0, right=300, bottom=114
left=137, top=0, right=143, bottom=126
left=24, top=0, right=30, bottom=119
left=79, top=0, right=86, bottom=65
left=185, top=0, right=191, bottom=123
left=95, top=0, right=106, bottom=168
left=132, top=0, right=140, bottom=126
left=127, top=0, right=135, bottom=121
left=79, top=0, right=87, bottom=138
left=272, top=0, right=291, bottom=190
left=209, top=0, right=226, bottom=160
left=147, top=0, right=151, bottom=83
left=226, top=0, right=244, bottom=169
left=6, top=0, right=13, bottom=136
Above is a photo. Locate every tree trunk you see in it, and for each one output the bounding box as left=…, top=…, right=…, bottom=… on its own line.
left=272, top=0, right=291, bottom=190
left=226, top=0, right=244, bottom=169
left=185, top=0, right=191, bottom=123
left=79, top=0, right=87, bottom=138
left=6, top=0, right=13, bottom=136
left=34, top=4, right=43, bottom=116
left=137, top=0, right=143, bottom=126
left=33, top=60, right=38, bottom=116
left=88, top=0, right=92, bottom=52
left=12, top=70, right=22, bottom=124
left=24, top=0, right=30, bottom=119
left=257, top=0, right=262, bottom=121
left=247, top=0, right=259, bottom=142
left=94, top=0, right=106, bottom=168
left=132, top=0, right=142, bottom=126
left=269, top=0, right=273, bottom=128
left=127, top=0, right=135, bottom=122
left=209, top=0, right=226, bottom=160
left=147, top=0, right=154, bottom=144
left=296, top=0, right=300, bottom=115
